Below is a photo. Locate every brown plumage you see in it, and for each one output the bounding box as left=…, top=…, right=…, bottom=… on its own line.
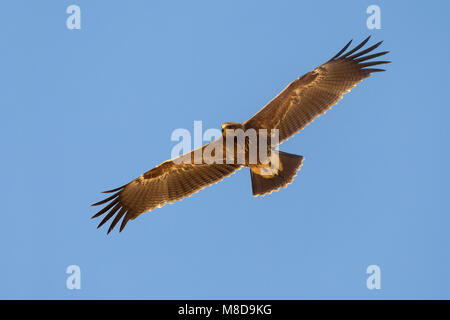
left=92, top=36, right=389, bottom=233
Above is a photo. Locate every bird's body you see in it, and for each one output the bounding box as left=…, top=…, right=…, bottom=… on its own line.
left=92, top=36, right=390, bottom=233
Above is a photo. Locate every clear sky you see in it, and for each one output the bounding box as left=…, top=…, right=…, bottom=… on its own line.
left=1, top=0, right=449, bottom=299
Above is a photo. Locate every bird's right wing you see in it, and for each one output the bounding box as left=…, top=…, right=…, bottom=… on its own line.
left=91, top=138, right=242, bottom=234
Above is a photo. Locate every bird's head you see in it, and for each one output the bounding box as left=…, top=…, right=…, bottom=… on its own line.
left=221, top=122, right=244, bottom=135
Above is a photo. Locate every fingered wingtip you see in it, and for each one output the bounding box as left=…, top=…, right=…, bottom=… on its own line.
left=102, top=184, right=127, bottom=193
left=330, top=39, right=353, bottom=60
left=365, top=68, right=386, bottom=73
left=362, top=35, right=371, bottom=43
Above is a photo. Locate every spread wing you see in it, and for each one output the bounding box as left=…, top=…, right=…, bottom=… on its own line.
left=244, top=36, right=390, bottom=143
left=91, top=138, right=241, bottom=234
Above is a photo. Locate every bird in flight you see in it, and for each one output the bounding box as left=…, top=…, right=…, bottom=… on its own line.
left=92, top=36, right=389, bottom=234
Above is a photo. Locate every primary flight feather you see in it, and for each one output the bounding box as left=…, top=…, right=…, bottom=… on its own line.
left=92, top=36, right=390, bottom=234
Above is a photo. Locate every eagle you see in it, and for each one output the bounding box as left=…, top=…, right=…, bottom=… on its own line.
left=92, top=36, right=389, bottom=234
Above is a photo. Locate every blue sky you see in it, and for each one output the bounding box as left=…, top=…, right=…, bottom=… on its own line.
left=1, top=0, right=449, bottom=299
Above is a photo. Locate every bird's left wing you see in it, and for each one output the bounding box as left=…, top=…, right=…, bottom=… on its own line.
left=91, top=138, right=241, bottom=234
left=244, top=36, right=390, bottom=143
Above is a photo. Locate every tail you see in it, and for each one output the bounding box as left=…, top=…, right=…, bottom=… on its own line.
left=250, top=151, right=304, bottom=196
